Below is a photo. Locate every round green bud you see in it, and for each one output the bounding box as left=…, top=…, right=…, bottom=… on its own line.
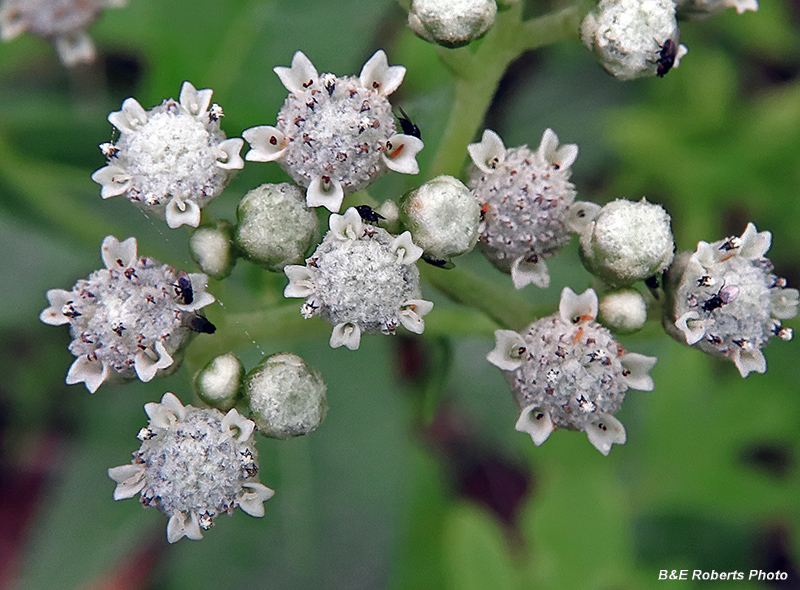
left=408, top=0, right=497, bottom=48
left=400, top=175, right=480, bottom=261
left=190, top=221, right=236, bottom=279
left=598, top=289, right=648, bottom=333
left=243, top=353, right=327, bottom=440
left=194, top=352, right=244, bottom=411
left=235, top=183, right=320, bottom=272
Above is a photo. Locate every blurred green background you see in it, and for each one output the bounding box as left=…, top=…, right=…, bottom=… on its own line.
left=0, top=0, right=799, bottom=588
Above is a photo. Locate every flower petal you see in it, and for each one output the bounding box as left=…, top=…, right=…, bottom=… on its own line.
left=216, top=138, right=245, bottom=170
left=179, top=81, right=213, bottom=117
left=738, top=223, right=771, bottom=259
left=0, top=8, right=27, bottom=41
left=398, top=299, right=434, bottom=334
left=620, top=352, right=657, bottom=391
left=221, top=408, right=255, bottom=442
left=330, top=322, right=361, bottom=350
left=585, top=414, right=626, bottom=456
left=274, top=51, right=318, bottom=94
left=515, top=405, right=554, bottom=446
left=487, top=329, right=527, bottom=371
left=91, top=165, right=131, bottom=199
left=108, top=97, right=148, bottom=134
left=108, top=464, right=146, bottom=500
left=134, top=341, right=173, bottom=382
left=510, top=254, right=550, bottom=289
left=101, top=235, right=138, bottom=270
left=730, top=346, right=767, bottom=378
left=536, top=128, right=578, bottom=170
left=467, top=129, right=506, bottom=174
left=558, top=287, right=598, bottom=325
left=242, top=126, right=287, bottom=162
left=284, top=265, right=316, bottom=298
left=40, top=289, right=75, bottom=326
left=145, top=391, right=186, bottom=429
left=674, top=311, right=706, bottom=345
left=329, top=207, right=364, bottom=241
left=771, top=288, right=798, bottom=320
left=382, top=134, right=424, bottom=175
left=359, top=50, right=405, bottom=96
left=564, top=201, right=601, bottom=233
left=390, top=231, right=423, bottom=265
left=66, top=355, right=109, bottom=393
left=165, top=197, right=202, bottom=229
left=237, top=482, right=275, bottom=517
left=307, top=176, right=345, bottom=212
left=175, top=273, right=215, bottom=312
left=53, top=31, right=96, bottom=66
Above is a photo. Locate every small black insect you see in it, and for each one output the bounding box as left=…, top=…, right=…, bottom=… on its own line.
left=701, top=282, right=740, bottom=313
left=188, top=315, right=216, bottom=334
left=355, top=205, right=385, bottom=224
left=422, top=254, right=455, bottom=270
left=718, top=236, right=742, bottom=252
left=396, top=107, right=421, bottom=139
left=655, top=39, right=678, bottom=78
left=174, top=274, right=193, bottom=305
left=645, top=274, right=662, bottom=299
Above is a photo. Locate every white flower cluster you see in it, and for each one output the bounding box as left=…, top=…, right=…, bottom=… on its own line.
left=40, top=236, right=215, bottom=393
left=108, top=393, right=274, bottom=543
left=488, top=288, right=657, bottom=454
left=664, top=223, right=798, bottom=377
left=244, top=50, right=424, bottom=213
left=284, top=207, right=433, bottom=350
left=92, top=81, right=244, bottom=229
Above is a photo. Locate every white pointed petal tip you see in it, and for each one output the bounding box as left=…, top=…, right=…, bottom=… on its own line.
left=537, top=128, right=578, bottom=170
left=771, top=288, right=799, bottom=320
left=382, top=134, right=423, bottom=175
left=66, top=355, right=109, bottom=393
left=674, top=45, right=688, bottom=69
left=274, top=51, right=318, bottom=94
left=54, top=32, right=96, bottom=67
left=167, top=512, right=203, bottom=543
left=467, top=129, right=505, bottom=174
left=390, top=232, right=423, bottom=265
left=145, top=392, right=186, bottom=429
left=565, top=201, right=601, bottom=233
left=399, top=299, right=434, bottom=334
left=222, top=408, right=255, bottom=442
left=329, top=207, right=364, bottom=240
left=165, top=198, right=202, bottom=229
left=692, top=241, right=717, bottom=266
left=585, top=414, right=626, bottom=456
left=731, top=346, right=766, bottom=378
left=134, top=341, right=174, bottom=382
left=559, top=287, right=598, bottom=325
left=360, top=50, right=405, bottom=96
left=238, top=482, right=275, bottom=517
left=621, top=352, right=657, bottom=391
left=175, top=273, right=215, bottom=312
left=515, top=405, right=554, bottom=446
left=284, top=265, right=315, bottom=298
left=487, top=329, right=527, bottom=371
left=0, top=10, right=27, bottom=41
left=738, top=222, right=771, bottom=259
left=91, top=165, right=131, bottom=199
left=511, top=255, right=550, bottom=289
left=40, top=289, right=75, bottom=326
left=101, top=235, right=138, bottom=269
left=108, top=97, right=147, bottom=134
left=330, top=322, right=361, bottom=350
left=675, top=311, right=706, bottom=345
left=307, top=176, right=345, bottom=212
left=179, top=81, right=213, bottom=117
left=108, top=464, right=146, bottom=500
left=242, top=126, right=287, bottom=162
left=216, top=138, right=245, bottom=170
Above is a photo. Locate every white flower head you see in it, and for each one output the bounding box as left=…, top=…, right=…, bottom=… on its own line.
left=468, top=128, right=584, bottom=289
left=664, top=223, right=797, bottom=378
left=108, top=393, right=273, bottom=543
left=407, top=0, right=497, bottom=48
left=243, top=50, right=423, bottom=212
left=92, top=81, right=244, bottom=229
left=581, top=0, right=688, bottom=80
left=284, top=207, right=433, bottom=348
left=579, top=198, right=674, bottom=287
left=40, top=236, right=216, bottom=392
left=0, top=0, right=126, bottom=66
left=488, top=287, right=656, bottom=455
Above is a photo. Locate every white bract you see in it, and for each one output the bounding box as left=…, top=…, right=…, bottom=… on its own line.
left=108, top=392, right=274, bottom=543
left=407, top=0, right=497, bottom=48
left=468, top=128, right=596, bottom=289
left=284, top=207, right=433, bottom=349
left=243, top=50, right=423, bottom=212
left=487, top=287, right=657, bottom=455
left=579, top=198, right=674, bottom=287
left=581, top=0, right=688, bottom=80
left=92, top=82, right=244, bottom=228
left=40, top=236, right=215, bottom=392
left=664, top=223, right=798, bottom=378
left=0, top=0, right=125, bottom=65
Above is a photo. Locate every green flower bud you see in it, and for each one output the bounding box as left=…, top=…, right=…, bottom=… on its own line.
left=194, top=352, right=244, bottom=411
left=598, top=289, right=648, bottom=333
left=190, top=221, right=236, bottom=279
left=408, top=0, right=497, bottom=48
